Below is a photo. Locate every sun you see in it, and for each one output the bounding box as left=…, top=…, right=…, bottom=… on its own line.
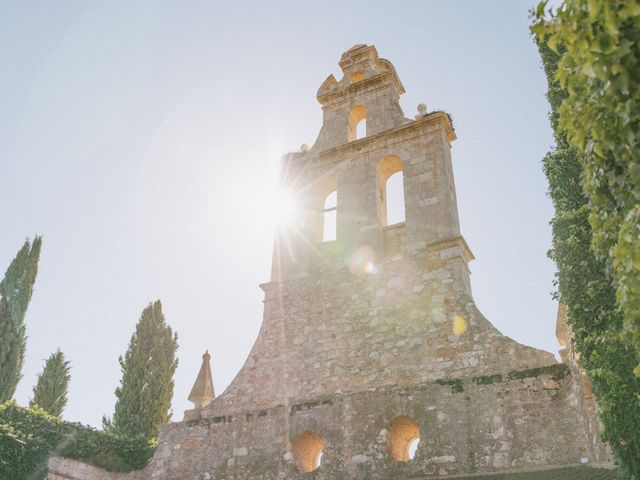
left=272, top=190, right=296, bottom=227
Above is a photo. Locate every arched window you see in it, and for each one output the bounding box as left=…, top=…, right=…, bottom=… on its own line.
left=323, top=190, right=337, bottom=242
left=348, top=105, right=366, bottom=142
left=388, top=416, right=421, bottom=462
left=386, top=171, right=405, bottom=225
left=292, top=431, right=324, bottom=472
left=376, top=155, right=405, bottom=227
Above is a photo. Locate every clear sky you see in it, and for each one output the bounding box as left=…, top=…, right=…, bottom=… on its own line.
left=1, top=1, right=558, bottom=427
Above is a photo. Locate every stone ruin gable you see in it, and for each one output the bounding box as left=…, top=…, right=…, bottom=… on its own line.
left=210, top=239, right=557, bottom=416
left=125, top=367, right=595, bottom=480
left=209, top=47, right=557, bottom=417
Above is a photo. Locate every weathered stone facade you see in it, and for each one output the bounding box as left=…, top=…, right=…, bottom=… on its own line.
left=48, top=45, right=610, bottom=479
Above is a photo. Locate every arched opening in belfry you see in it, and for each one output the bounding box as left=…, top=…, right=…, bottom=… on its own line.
left=312, top=175, right=337, bottom=243
left=292, top=431, right=324, bottom=472
left=388, top=416, right=421, bottom=462
left=348, top=105, right=366, bottom=141
left=323, top=190, right=337, bottom=242
left=376, top=155, right=405, bottom=227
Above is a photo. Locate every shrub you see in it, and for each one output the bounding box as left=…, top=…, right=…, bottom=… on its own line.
left=0, top=402, right=155, bottom=479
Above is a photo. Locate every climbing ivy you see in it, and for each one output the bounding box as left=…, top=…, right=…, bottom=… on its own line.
left=531, top=2, right=640, bottom=476
left=531, top=0, right=640, bottom=370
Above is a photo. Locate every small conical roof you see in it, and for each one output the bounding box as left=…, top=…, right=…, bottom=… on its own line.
left=187, top=350, right=215, bottom=409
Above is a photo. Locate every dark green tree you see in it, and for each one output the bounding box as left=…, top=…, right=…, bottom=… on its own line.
left=532, top=7, right=640, bottom=476
left=29, top=349, right=71, bottom=417
left=107, top=301, right=178, bottom=439
left=0, top=236, right=43, bottom=402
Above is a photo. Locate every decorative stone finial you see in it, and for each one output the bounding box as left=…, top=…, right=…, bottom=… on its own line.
left=415, top=103, right=428, bottom=120
left=184, top=350, right=216, bottom=421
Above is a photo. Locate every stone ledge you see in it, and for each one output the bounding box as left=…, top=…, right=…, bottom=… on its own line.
left=412, top=464, right=615, bottom=480
left=191, top=364, right=570, bottom=428
left=428, top=235, right=475, bottom=263
left=317, top=111, right=456, bottom=161
left=47, top=456, right=129, bottom=480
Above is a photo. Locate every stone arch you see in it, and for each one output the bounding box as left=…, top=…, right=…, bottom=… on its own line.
left=348, top=105, right=366, bottom=141
left=388, top=416, right=420, bottom=462
left=310, top=175, right=338, bottom=243
left=323, top=190, right=337, bottom=241
left=292, top=431, right=324, bottom=472
left=376, top=155, right=405, bottom=227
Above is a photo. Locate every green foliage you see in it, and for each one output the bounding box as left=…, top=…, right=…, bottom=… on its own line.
left=0, top=237, right=42, bottom=402
left=59, top=424, right=156, bottom=472
left=506, top=364, right=569, bottom=381
left=30, top=349, right=71, bottom=417
left=435, top=378, right=464, bottom=393
left=109, top=300, right=178, bottom=439
left=0, top=302, right=25, bottom=403
left=532, top=0, right=640, bottom=368
left=472, top=374, right=503, bottom=386
left=0, top=402, right=62, bottom=480
left=0, top=402, right=155, bottom=479
left=531, top=7, right=640, bottom=475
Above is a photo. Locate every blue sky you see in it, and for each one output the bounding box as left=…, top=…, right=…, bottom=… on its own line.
left=0, top=1, right=558, bottom=427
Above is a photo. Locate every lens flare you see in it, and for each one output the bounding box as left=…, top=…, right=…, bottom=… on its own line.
left=349, top=245, right=377, bottom=275
left=273, top=190, right=296, bottom=227
left=452, top=316, right=468, bottom=336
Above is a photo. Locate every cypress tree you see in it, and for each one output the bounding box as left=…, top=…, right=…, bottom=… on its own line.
left=0, top=236, right=42, bottom=402
left=108, top=300, right=178, bottom=439
left=29, top=349, right=71, bottom=417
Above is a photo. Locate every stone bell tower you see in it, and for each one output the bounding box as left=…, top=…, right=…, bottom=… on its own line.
left=210, top=44, right=557, bottom=417
left=128, top=45, right=609, bottom=480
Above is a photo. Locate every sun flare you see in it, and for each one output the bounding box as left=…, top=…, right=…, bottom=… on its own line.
left=272, top=190, right=296, bottom=227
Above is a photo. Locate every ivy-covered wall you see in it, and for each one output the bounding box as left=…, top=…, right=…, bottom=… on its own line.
left=532, top=2, right=640, bottom=475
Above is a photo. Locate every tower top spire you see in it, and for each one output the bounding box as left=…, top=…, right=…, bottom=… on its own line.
left=187, top=350, right=215, bottom=410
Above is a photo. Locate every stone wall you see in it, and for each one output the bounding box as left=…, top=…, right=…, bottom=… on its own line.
left=47, top=456, right=127, bottom=480
left=128, top=366, right=603, bottom=480
left=212, top=225, right=557, bottom=416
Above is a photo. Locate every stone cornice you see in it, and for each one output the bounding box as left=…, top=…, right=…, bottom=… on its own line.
left=315, top=111, right=456, bottom=162
left=318, top=71, right=404, bottom=106
left=427, top=235, right=475, bottom=264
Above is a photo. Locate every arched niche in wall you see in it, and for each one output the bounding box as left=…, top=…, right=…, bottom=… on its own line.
left=311, top=175, right=338, bottom=243
left=292, top=431, right=324, bottom=472
left=388, top=416, right=421, bottom=462
left=348, top=105, right=367, bottom=141
left=376, top=155, right=406, bottom=227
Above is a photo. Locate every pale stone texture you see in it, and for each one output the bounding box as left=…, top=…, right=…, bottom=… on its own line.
left=48, top=44, right=610, bottom=480
left=48, top=456, right=129, bottom=480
